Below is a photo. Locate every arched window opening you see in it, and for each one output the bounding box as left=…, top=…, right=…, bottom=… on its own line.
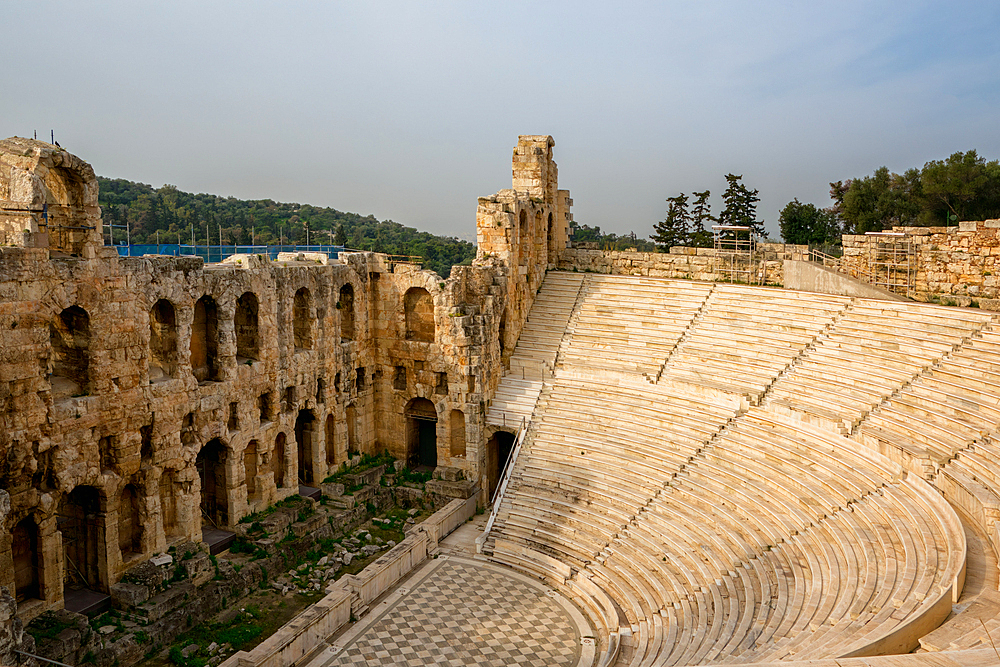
left=498, top=311, right=507, bottom=358
left=295, top=409, right=316, bottom=484
left=235, top=292, right=260, bottom=361
left=191, top=296, right=220, bottom=382
left=50, top=305, right=90, bottom=396
left=404, top=398, right=437, bottom=469
left=197, top=439, right=228, bottom=528
left=118, top=484, right=142, bottom=558
left=159, top=470, right=182, bottom=541
left=404, top=287, right=435, bottom=342
left=273, top=433, right=287, bottom=488
left=339, top=284, right=355, bottom=341
left=244, top=440, right=259, bottom=502
left=60, top=485, right=105, bottom=593
left=346, top=405, right=358, bottom=456
left=12, top=517, right=41, bottom=602
left=450, top=410, right=466, bottom=458
left=325, top=415, right=337, bottom=466
left=149, top=299, right=178, bottom=380
left=547, top=212, right=554, bottom=254
left=518, top=210, right=529, bottom=266
left=293, top=287, right=313, bottom=350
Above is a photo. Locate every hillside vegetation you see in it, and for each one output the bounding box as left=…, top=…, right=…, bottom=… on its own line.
left=97, top=177, right=476, bottom=277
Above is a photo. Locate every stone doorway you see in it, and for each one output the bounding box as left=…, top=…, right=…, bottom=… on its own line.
left=197, top=439, right=228, bottom=529
left=295, top=409, right=316, bottom=484
left=405, top=398, right=437, bottom=469
left=12, top=517, right=41, bottom=602
left=486, top=431, right=516, bottom=499
left=59, top=486, right=105, bottom=593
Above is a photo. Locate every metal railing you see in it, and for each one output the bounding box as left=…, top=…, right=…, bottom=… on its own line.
left=482, top=417, right=528, bottom=541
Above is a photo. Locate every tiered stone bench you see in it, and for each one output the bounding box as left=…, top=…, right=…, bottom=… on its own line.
left=659, top=285, right=851, bottom=399
left=559, top=275, right=713, bottom=376
left=765, top=300, right=992, bottom=431
left=487, top=272, right=584, bottom=426
left=485, top=272, right=999, bottom=666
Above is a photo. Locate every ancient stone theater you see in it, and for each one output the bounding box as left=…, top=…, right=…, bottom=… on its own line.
left=2, top=135, right=1000, bottom=666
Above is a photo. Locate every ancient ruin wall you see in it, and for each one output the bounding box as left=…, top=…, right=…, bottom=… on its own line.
left=0, top=138, right=102, bottom=256
left=0, top=135, right=561, bottom=625
left=476, top=135, right=571, bottom=388
left=558, top=243, right=809, bottom=285
left=841, top=220, right=1000, bottom=308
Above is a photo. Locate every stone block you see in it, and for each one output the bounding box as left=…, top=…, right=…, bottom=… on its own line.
left=111, top=582, right=150, bottom=608
left=320, top=482, right=345, bottom=497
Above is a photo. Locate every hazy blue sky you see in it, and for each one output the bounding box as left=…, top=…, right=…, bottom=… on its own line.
left=4, top=1, right=999, bottom=240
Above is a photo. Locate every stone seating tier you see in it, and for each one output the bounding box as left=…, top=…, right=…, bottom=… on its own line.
left=484, top=272, right=981, bottom=665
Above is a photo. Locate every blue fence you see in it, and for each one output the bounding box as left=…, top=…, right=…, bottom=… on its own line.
left=111, top=244, right=345, bottom=264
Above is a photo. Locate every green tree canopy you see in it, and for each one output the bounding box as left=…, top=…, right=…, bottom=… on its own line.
left=718, top=174, right=762, bottom=235
left=834, top=151, right=1000, bottom=233
left=97, top=177, right=476, bottom=277
left=652, top=193, right=690, bottom=249
left=778, top=199, right=840, bottom=246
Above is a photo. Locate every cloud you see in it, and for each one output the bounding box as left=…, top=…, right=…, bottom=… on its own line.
left=3, top=0, right=999, bottom=240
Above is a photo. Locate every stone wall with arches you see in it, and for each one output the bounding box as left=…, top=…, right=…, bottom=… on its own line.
left=0, top=135, right=569, bottom=622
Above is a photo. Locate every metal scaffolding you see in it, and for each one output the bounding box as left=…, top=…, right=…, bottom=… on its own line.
left=865, top=232, right=915, bottom=295
left=712, top=225, right=761, bottom=285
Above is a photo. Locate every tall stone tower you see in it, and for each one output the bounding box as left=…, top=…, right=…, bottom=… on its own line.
left=0, top=137, right=103, bottom=258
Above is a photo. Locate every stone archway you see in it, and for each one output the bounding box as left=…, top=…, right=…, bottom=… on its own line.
left=486, top=431, right=516, bottom=499
left=404, top=398, right=438, bottom=469
left=197, top=439, right=228, bottom=528
left=59, top=485, right=106, bottom=593
left=12, top=516, right=41, bottom=602
left=295, top=409, right=316, bottom=484
left=191, top=295, right=220, bottom=382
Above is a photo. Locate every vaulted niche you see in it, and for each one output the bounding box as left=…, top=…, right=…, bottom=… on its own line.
left=235, top=292, right=261, bottom=361
left=404, top=287, right=435, bottom=342
left=149, top=299, right=178, bottom=380
left=339, top=284, right=355, bottom=341
left=191, top=295, right=220, bottom=382
left=293, top=287, right=313, bottom=350
left=50, top=305, right=90, bottom=397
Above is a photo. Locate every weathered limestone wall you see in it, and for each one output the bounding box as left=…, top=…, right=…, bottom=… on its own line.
left=0, top=138, right=102, bottom=256
left=0, top=135, right=561, bottom=625
left=558, top=243, right=809, bottom=285
left=475, top=135, right=571, bottom=400
left=841, top=221, right=1000, bottom=308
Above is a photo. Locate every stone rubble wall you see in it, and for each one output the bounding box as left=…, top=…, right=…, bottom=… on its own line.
left=220, top=497, right=476, bottom=667
left=557, top=243, right=809, bottom=285
left=841, top=221, right=1000, bottom=309
left=0, top=135, right=557, bottom=632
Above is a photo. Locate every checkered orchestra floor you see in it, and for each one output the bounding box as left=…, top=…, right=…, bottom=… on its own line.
left=315, top=556, right=590, bottom=666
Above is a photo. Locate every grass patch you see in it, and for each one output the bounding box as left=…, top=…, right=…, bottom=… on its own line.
left=239, top=495, right=305, bottom=524
left=26, top=612, right=77, bottom=642
left=322, top=450, right=395, bottom=485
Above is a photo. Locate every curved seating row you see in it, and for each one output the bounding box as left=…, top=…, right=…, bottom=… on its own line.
left=659, top=285, right=851, bottom=398
left=766, top=300, right=991, bottom=429
left=487, top=273, right=992, bottom=666
left=559, top=275, right=712, bottom=375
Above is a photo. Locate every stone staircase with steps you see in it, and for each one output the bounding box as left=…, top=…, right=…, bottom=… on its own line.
left=482, top=383, right=554, bottom=555
left=486, top=271, right=584, bottom=428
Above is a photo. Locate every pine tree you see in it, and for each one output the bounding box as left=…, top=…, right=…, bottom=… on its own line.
left=719, top=174, right=763, bottom=236
left=334, top=223, right=348, bottom=246
left=652, top=193, right=691, bottom=249
left=688, top=190, right=716, bottom=247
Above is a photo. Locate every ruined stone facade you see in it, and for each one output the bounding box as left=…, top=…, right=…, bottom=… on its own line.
left=0, top=135, right=571, bottom=623
left=841, top=221, right=1000, bottom=308
left=558, top=243, right=810, bottom=286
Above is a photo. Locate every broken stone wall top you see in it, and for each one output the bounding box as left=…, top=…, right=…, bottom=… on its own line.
left=0, top=137, right=103, bottom=257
